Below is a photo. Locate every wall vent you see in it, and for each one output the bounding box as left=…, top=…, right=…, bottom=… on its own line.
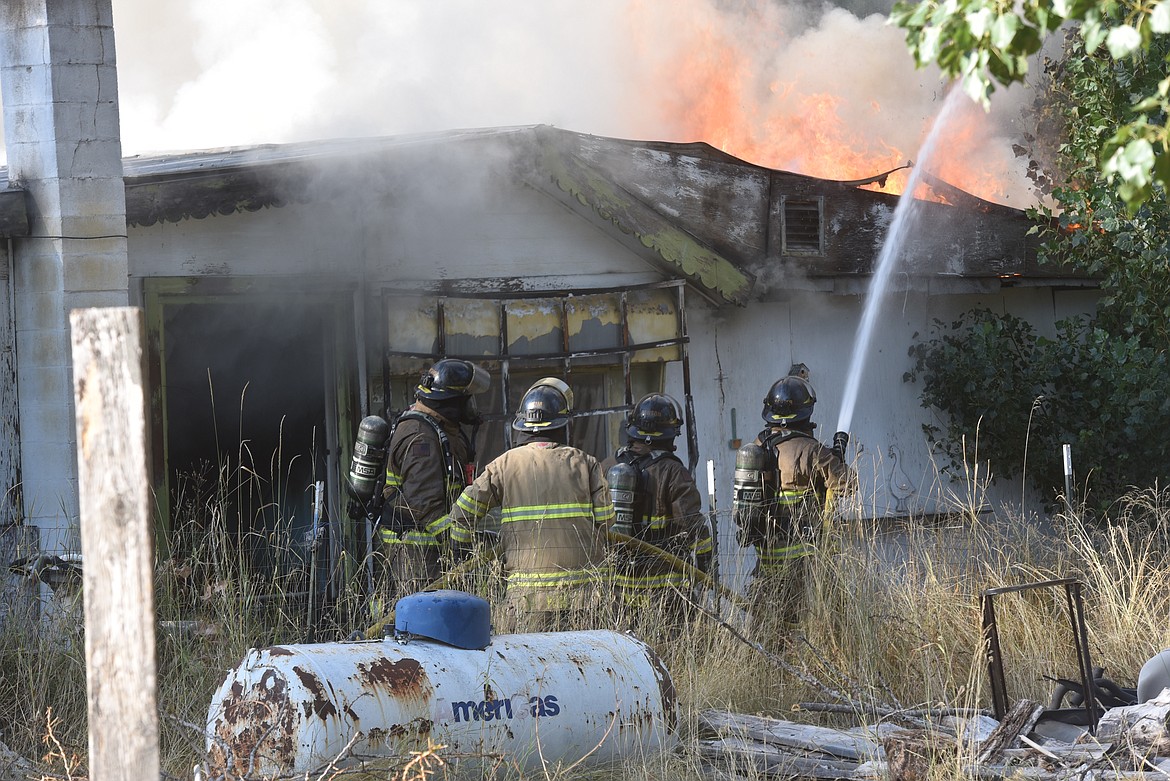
left=782, top=197, right=823, bottom=255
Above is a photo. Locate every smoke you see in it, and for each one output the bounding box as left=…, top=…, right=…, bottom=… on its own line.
left=0, top=0, right=1042, bottom=206
left=111, top=0, right=644, bottom=153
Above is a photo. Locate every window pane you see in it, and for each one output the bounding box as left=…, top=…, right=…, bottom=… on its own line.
left=566, top=294, right=620, bottom=352
left=568, top=371, right=609, bottom=460
left=385, top=295, right=438, bottom=355
left=629, top=288, right=681, bottom=362
left=445, top=298, right=499, bottom=357
left=506, top=299, right=563, bottom=355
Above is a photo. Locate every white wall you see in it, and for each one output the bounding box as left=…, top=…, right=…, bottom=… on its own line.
left=685, top=286, right=1099, bottom=520
left=129, top=173, right=652, bottom=287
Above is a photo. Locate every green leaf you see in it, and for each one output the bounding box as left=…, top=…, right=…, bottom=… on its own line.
left=1013, top=25, right=1043, bottom=56
left=1151, top=0, right=1170, bottom=34
left=1153, top=150, right=1170, bottom=186
left=1104, top=137, right=1155, bottom=184
left=919, top=25, right=944, bottom=63
left=1082, top=18, right=1107, bottom=52
left=1133, top=95, right=1163, bottom=111
left=990, top=13, right=1021, bottom=48
left=1106, top=24, right=1143, bottom=58
left=967, top=6, right=994, bottom=38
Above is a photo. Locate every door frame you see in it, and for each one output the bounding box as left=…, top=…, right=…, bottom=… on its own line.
left=141, top=276, right=359, bottom=560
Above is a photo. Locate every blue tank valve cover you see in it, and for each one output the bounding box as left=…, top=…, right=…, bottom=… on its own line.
left=394, top=589, right=491, bottom=649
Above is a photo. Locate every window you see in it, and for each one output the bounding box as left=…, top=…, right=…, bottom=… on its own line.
left=379, top=282, right=690, bottom=466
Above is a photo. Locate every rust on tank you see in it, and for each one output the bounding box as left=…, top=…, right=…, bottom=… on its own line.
left=356, top=656, right=432, bottom=698
left=266, top=646, right=295, bottom=656
left=644, top=648, right=678, bottom=732
left=368, top=716, right=433, bottom=748
left=387, top=716, right=433, bottom=738
left=221, top=669, right=286, bottom=723
left=292, top=665, right=338, bottom=720
left=210, top=671, right=297, bottom=778
left=568, top=653, right=589, bottom=676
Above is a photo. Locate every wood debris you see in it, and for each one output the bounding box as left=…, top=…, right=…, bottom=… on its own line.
left=696, top=700, right=1170, bottom=781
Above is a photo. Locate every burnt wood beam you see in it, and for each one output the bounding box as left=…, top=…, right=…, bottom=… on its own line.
left=124, top=167, right=304, bottom=227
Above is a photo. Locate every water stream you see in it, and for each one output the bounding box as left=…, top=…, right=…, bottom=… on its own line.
left=836, top=87, right=968, bottom=435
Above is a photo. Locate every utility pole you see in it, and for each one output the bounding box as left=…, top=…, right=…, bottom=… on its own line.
left=72, top=307, right=159, bottom=781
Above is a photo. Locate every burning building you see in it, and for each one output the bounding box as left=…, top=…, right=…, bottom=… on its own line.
left=0, top=0, right=1098, bottom=605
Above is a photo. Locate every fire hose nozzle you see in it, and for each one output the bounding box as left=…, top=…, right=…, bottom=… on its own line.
left=832, top=431, right=849, bottom=460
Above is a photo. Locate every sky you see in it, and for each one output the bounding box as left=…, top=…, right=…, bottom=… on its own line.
left=8, top=0, right=1044, bottom=207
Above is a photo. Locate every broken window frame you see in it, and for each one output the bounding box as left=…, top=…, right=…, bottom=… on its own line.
left=374, top=279, right=699, bottom=472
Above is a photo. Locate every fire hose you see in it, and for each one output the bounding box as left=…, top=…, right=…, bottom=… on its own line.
left=354, top=529, right=749, bottom=640
left=605, top=529, right=749, bottom=611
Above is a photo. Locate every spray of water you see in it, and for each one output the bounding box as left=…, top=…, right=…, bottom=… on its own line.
left=835, top=87, right=968, bottom=435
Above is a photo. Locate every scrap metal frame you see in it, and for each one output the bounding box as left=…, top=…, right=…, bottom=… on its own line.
left=981, top=577, right=1099, bottom=728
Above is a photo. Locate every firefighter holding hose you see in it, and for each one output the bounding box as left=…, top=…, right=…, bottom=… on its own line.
left=604, top=393, right=713, bottom=629
left=732, top=365, right=854, bottom=628
left=445, top=378, right=615, bottom=632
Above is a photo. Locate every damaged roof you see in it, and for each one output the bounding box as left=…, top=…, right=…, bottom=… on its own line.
left=0, top=125, right=1085, bottom=305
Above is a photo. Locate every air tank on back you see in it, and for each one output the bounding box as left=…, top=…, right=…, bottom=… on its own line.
left=205, top=590, right=678, bottom=777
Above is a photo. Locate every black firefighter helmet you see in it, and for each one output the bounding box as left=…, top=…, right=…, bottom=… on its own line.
left=416, top=359, right=490, bottom=403
left=513, top=377, right=573, bottom=432
left=626, top=393, right=684, bottom=443
left=762, top=375, right=816, bottom=426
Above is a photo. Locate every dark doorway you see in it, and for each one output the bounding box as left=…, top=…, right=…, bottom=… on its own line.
left=162, top=299, right=331, bottom=569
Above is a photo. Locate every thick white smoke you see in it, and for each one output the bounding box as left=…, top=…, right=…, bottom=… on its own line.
left=3, top=0, right=1041, bottom=206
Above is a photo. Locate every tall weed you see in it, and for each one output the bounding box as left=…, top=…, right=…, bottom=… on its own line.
left=6, top=474, right=1170, bottom=779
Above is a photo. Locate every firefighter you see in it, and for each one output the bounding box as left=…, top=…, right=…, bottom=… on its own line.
left=604, top=393, right=712, bottom=628
left=444, top=377, right=615, bottom=632
left=732, top=370, right=854, bottom=627
left=378, top=358, right=490, bottom=599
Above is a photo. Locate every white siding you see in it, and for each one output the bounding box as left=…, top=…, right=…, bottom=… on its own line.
left=129, top=181, right=654, bottom=287
left=685, top=287, right=1099, bottom=522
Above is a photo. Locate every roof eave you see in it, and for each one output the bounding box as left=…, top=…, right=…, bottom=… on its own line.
left=529, top=133, right=754, bottom=307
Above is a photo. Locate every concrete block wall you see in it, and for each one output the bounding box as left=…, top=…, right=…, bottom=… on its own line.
left=0, top=0, right=129, bottom=552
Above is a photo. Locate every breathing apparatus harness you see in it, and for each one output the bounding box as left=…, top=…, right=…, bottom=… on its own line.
left=731, top=427, right=820, bottom=546
left=607, top=446, right=682, bottom=538
left=380, top=409, right=473, bottom=534
left=758, top=426, right=814, bottom=453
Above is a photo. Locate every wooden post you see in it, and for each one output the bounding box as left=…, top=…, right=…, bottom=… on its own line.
left=70, top=307, right=159, bottom=781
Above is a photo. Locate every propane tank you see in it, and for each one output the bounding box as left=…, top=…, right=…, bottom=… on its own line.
left=606, top=461, right=640, bottom=536
left=347, top=415, right=390, bottom=505
left=206, top=595, right=678, bottom=777
left=1137, top=648, right=1170, bottom=703
left=732, top=442, right=774, bottom=527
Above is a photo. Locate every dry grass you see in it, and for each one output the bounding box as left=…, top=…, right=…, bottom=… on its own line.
left=6, top=474, right=1170, bottom=780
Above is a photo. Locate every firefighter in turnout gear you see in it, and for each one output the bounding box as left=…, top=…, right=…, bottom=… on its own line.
left=379, top=359, right=490, bottom=598
left=446, top=378, right=615, bottom=632
left=733, top=369, right=854, bottom=626
left=604, top=394, right=712, bottom=627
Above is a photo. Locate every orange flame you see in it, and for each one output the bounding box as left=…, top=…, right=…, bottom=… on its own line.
left=639, top=1, right=1026, bottom=206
